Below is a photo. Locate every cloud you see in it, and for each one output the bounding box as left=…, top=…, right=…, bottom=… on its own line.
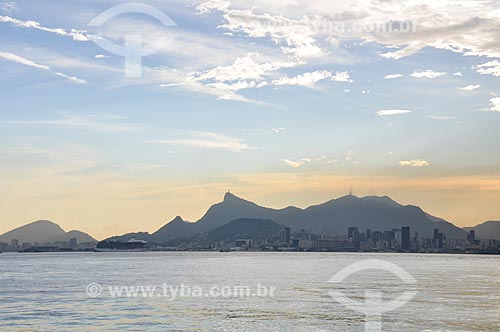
left=0, top=51, right=86, bottom=84
left=410, top=70, right=447, bottom=79
left=280, top=158, right=310, bottom=168
left=428, top=115, right=457, bottom=121
left=399, top=160, right=430, bottom=167
left=0, top=15, right=89, bottom=41
left=376, top=109, right=412, bottom=116
left=272, top=70, right=332, bottom=86
left=147, top=132, right=252, bottom=152
left=186, top=53, right=295, bottom=101
left=476, top=61, right=500, bottom=77
left=196, top=0, right=231, bottom=14
left=249, top=128, right=286, bottom=134
left=197, top=2, right=324, bottom=59
left=490, top=97, right=500, bottom=112
left=196, top=53, right=294, bottom=82
left=384, top=74, right=404, bottom=79
left=331, top=71, right=351, bottom=82
left=160, top=83, right=187, bottom=87
left=0, top=51, right=49, bottom=70
left=457, top=84, right=480, bottom=91
left=0, top=112, right=139, bottom=132
left=453, top=72, right=463, bottom=77
left=0, top=1, right=17, bottom=14
left=197, top=0, right=500, bottom=64
left=95, top=54, right=108, bottom=59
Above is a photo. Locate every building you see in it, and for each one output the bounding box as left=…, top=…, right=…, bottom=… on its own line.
left=467, top=230, right=476, bottom=245
left=235, top=239, right=253, bottom=249
left=69, top=237, right=78, bottom=249
left=10, top=239, right=19, bottom=251
left=348, top=227, right=359, bottom=240
left=401, top=227, right=410, bottom=251
left=280, top=227, right=291, bottom=244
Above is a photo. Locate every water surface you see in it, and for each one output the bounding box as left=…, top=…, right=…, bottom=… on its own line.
left=0, top=252, right=498, bottom=331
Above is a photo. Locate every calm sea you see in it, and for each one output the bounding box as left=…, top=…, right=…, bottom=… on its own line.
left=0, top=252, right=498, bottom=331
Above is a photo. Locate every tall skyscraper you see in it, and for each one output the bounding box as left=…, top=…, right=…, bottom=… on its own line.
left=467, top=230, right=476, bottom=245
left=401, top=227, right=410, bottom=251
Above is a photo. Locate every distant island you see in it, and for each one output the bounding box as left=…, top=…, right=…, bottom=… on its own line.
left=1, top=193, right=499, bottom=254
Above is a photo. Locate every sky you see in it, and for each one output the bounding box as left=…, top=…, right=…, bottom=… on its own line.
left=1, top=0, right=499, bottom=240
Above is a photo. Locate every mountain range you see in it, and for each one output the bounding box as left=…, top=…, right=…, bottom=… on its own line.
left=4, top=194, right=499, bottom=245
left=108, top=193, right=476, bottom=243
left=0, top=220, right=97, bottom=244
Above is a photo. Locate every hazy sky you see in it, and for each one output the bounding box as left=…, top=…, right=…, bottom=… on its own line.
left=1, top=0, right=499, bottom=239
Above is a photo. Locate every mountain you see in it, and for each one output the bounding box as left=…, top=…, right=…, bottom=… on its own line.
left=151, top=216, right=194, bottom=242
left=298, top=195, right=466, bottom=239
left=46, top=230, right=97, bottom=244
left=207, top=218, right=281, bottom=242
left=194, top=193, right=292, bottom=232
left=106, top=217, right=194, bottom=243
left=0, top=220, right=65, bottom=244
left=466, top=221, right=500, bottom=240
left=145, top=192, right=467, bottom=243
left=0, top=220, right=96, bottom=244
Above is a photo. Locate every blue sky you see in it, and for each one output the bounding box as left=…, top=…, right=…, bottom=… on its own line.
left=1, top=0, right=499, bottom=238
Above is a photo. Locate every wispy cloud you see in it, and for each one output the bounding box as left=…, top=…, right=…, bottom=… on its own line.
left=457, top=84, right=480, bottom=91
left=249, top=128, right=286, bottom=135
left=0, top=1, right=17, bottom=14
left=280, top=158, right=311, bottom=168
left=147, top=132, right=252, bottom=152
left=428, top=115, right=457, bottom=121
left=399, top=160, right=430, bottom=167
left=410, top=70, right=447, bottom=79
left=376, top=109, right=412, bottom=116
left=0, top=112, right=140, bottom=132
left=476, top=61, right=500, bottom=77
left=0, top=51, right=86, bottom=84
left=0, top=15, right=89, bottom=41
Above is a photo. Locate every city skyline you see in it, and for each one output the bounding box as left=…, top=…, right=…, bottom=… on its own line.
left=1, top=0, right=500, bottom=239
